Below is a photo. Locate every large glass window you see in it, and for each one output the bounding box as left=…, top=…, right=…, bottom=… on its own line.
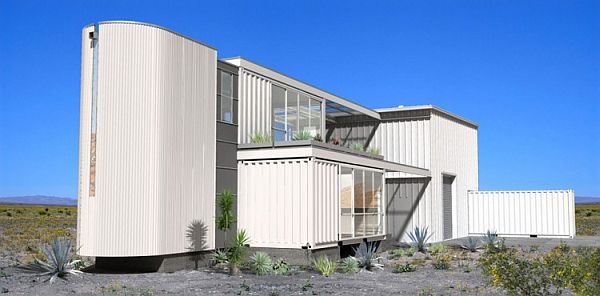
left=272, top=85, right=286, bottom=141
left=270, top=84, right=322, bottom=141
left=339, top=167, right=384, bottom=239
left=217, top=70, right=237, bottom=124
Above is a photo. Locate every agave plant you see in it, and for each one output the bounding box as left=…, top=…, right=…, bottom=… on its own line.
left=366, top=146, right=381, bottom=156
left=461, top=236, right=481, bottom=252
left=293, top=130, right=313, bottom=141
left=407, top=226, right=434, bottom=253
left=19, top=237, right=82, bottom=283
left=249, top=251, right=272, bottom=275
left=353, top=241, right=383, bottom=271
left=211, top=249, right=228, bottom=264
left=482, top=230, right=498, bottom=246
left=349, top=143, right=364, bottom=152
left=249, top=132, right=271, bottom=144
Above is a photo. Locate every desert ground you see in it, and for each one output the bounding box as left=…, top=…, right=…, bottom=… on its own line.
left=0, top=204, right=598, bottom=295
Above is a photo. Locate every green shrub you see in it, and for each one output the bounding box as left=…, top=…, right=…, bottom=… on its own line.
left=480, top=241, right=564, bottom=296
left=272, top=258, right=289, bottom=275
left=293, top=130, right=313, bottom=141
left=313, top=255, right=337, bottom=277
left=405, top=246, right=417, bottom=257
left=432, top=255, right=450, bottom=270
left=249, top=132, right=271, bottom=144
left=429, top=243, right=446, bottom=255
left=392, top=263, right=416, bottom=273
left=211, top=249, right=228, bottom=264
left=366, top=147, right=381, bottom=156
left=339, top=256, right=359, bottom=274
left=349, top=143, right=364, bottom=152
left=388, top=248, right=405, bottom=259
left=407, top=226, right=433, bottom=252
left=216, top=190, right=235, bottom=243
left=227, top=229, right=249, bottom=274
left=38, top=210, right=46, bottom=216
left=249, top=251, right=272, bottom=275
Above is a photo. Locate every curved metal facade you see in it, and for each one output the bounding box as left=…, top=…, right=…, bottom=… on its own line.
left=78, top=22, right=217, bottom=257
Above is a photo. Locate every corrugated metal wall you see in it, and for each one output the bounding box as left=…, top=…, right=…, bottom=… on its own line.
left=238, top=70, right=271, bottom=143
left=429, top=112, right=479, bottom=241
left=468, top=190, right=575, bottom=238
left=385, top=178, right=429, bottom=242
left=78, top=22, right=217, bottom=257
left=237, top=159, right=339, bottom=249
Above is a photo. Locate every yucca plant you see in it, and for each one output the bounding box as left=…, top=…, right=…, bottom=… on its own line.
left=228, top=229, right=249, bottom=275
left=461, top=236, right=481, bottom=252
left=293, top=130, right=313, bottom=140
left=312, top=255, right=337, bottom=277
left=340, top=256, right=359, bottom=274
left=249, top=132, right=271, bottom=144
left=482, top=230, right=498, bottom=247
left=353, top=241, right=383, bottom=271
left=349, top=143, right=364, bottom=152
left=407, top=226, right=434, bottom=253
left=366, top=147, right=381, bottom=156
left=216, top=190, right=235, bottom=245
left=19, top=237, right=82, bottom=283
left=249, top=251, right=272, bottom=275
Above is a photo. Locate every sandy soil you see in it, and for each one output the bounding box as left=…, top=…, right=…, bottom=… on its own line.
left=0, top=257, right=500, bottom=296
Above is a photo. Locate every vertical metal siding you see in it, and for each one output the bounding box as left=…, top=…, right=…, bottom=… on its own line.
left=78, top=23, right=217, bottom=257
left=238, top=70, right=271, bottom=143
left=237, top=159, right=339, bottom=249
left=430, top=112, right=479, bottom=241
left=468, top=190, right=575, bottom=238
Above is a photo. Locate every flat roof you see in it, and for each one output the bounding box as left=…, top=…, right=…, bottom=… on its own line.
left=376, top=105, right=479, bottom=128
left=223, top=57, right=381, bottom=120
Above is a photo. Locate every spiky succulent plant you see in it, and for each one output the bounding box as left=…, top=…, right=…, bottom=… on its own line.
left=353, top=241, right=383, bottom=271
left=461, top=236, right=481, bottom=252
left=19, top=237, right=82, bottom=283
left=249, top=251, right=272, bottom=275
left=407, top=226, right=434, bottom=253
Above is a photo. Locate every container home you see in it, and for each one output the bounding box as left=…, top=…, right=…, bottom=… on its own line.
left=77, top=21, right=571, bottom=271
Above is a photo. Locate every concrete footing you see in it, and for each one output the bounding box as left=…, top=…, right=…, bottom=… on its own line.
left=95, top=251, right=211, bottom=273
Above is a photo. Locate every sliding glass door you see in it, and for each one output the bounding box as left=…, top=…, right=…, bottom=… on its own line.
left=339, top=166, right=384, bottom=239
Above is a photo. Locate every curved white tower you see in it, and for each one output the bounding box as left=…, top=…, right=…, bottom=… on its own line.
left=78, top=22, right=217, bottom=258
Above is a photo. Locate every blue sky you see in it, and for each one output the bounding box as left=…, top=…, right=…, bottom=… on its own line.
left=0, top=1, right=598, bottom=198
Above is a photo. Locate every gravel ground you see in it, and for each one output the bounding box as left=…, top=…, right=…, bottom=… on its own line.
left=0, top=257, right=500, bottom=296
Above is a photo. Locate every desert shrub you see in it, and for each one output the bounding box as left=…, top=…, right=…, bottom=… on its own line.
left=19, top=237, right=81, bottom=283
left=293, top=130, right=313, bottom=141
left=349, top=143, right=364, bottom=152
left=313, top=255, right=337, bottom=277
left=249, top=251, right=272, bottom=275
left=405, top=246, right=417, bottom=257
left=407, top=226, right=433, bottom=252
left=432, top=255, right=451, bottom=270
left=249, top=132, right=271, bottom=144
left=5, top=212, right=11, bottom=217
left=392, top=263, right=416, bottom=273
left=353, top=241, right=383, bottom=271
left=211, top=249, right=228, bottom=264
left=544, top=244, right=600, bottom=296
left=272, top=258, right=289, bottom=275
left=461, top=236, right=481, bottom=252
left=38, top=210, right=46, bottom=216
left=216, top=190, right=235, bottom=243
left=366, top=147, right=381, bottom=156
left=480, top=241, right=565, bottom=296
left=340, top=256, right=359, bottom=274
left=388, top=248, right=405, bottom=259
left=429, top=243, right=446, bottom=255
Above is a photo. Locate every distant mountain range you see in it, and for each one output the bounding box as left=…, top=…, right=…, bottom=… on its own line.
left=576, top=196, right=600, bottom=204
left=0, top=195, right=77, bottom=206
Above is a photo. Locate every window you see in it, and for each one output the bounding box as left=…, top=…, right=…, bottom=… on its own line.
left=270, top=84, right=322, bottom=141
left=217, top=70, right=237, bottom=124
left=339, top=166, right=384, bottom=239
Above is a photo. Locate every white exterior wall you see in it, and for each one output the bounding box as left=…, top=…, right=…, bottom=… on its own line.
left=373, top=119, right=433, bottom=242
left=429, top=112, right=479, bottom=241
left=237, top=159, right=339, bottom=249
left=468, top=190, right=576, bottom=238
left=375, top=110, right=478, bottom=242
left=78, top=22, right=217, bottom=257
left=238, top=70, right=271, bottom=143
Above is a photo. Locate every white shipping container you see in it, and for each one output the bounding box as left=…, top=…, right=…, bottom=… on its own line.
left=468, top=190, right=575, bottom=238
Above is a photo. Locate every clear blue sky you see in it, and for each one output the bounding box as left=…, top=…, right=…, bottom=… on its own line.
left=1, top=1, right=598, bottom=198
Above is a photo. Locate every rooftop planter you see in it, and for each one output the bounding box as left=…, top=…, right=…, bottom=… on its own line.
left=238, top=140, right=385, bottom=160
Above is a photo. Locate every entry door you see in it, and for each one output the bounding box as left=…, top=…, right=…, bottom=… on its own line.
left=443, top=176, right=455, bottom=240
